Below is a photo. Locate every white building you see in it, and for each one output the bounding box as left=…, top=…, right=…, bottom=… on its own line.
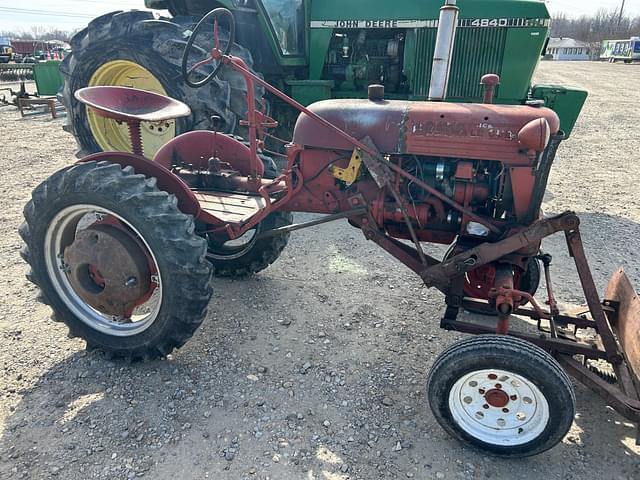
left=546, top=37, right=591, bottom=60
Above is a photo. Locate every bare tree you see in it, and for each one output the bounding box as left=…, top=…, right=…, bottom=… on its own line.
left=551, top=7, right=640, bottom=42
left=0, top=26, right=78, bottom=43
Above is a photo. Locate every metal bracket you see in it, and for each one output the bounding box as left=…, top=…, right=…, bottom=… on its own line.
left=329, top=148, right=363, bottom=186
left=358, top=136, right=394, bottom=188
left=422, top=211, right=579, bottom=291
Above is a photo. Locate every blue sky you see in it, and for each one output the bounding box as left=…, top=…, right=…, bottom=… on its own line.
left=0, top=0, right=638, bottom=31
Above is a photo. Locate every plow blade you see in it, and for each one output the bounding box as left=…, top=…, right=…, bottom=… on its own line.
left=605, top=268, right=640, bottom=391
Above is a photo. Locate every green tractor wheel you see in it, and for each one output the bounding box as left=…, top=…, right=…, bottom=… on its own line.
left=60, top=10, right=258, bottom=157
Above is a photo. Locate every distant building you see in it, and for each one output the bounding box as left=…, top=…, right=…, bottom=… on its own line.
left=10, top=40, right=58, bottom=56
left=546, top=37, right=591, bottom=61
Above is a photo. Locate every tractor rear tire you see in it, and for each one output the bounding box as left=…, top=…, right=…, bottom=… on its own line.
left=19, top=161, right=213, bottom=361
left=205, top=156, right=292, bottom=277
left=61, top=10, right=258, bottom=158
left=206, top=210, right=292, bottom=277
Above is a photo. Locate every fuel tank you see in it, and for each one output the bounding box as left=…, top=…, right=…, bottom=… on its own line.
left=292, top=99, right=560, bottom=165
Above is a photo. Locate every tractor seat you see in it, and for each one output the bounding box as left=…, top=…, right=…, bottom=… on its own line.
left=74, top=86, right=191, bottom=123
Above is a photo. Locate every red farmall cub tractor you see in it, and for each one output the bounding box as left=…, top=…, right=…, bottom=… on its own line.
left=20, top=6, right=640, bottom=457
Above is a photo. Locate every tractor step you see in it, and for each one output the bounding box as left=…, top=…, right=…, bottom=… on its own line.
left=194, top=191, right=270, bottom=224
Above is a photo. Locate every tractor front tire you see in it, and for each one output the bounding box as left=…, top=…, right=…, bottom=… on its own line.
left=20, top=161, right=213, bottom=361
left=427, top=335, right=575, bottom=457
left=61, top=10, right=258, bottom=158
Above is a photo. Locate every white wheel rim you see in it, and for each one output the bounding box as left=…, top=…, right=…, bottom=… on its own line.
left=448, top=368, right=550, bottom=446
left=44, top=204, right=163, bottom=337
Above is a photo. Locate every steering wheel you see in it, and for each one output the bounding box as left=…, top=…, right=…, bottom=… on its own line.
left=181, top=8, right=236, bottom=88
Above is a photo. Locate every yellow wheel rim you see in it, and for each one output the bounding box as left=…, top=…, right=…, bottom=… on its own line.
left=87, top=60, right=176, bottom=158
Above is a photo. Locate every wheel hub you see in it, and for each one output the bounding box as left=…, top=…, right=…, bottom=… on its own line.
left=448, top=368, right=550, bottom=446
left=484, top=388, right=509, bottom=408
left=63, top=224, right=151, bottom=316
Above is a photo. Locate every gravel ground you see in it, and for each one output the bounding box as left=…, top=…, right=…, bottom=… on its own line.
left=1, top=62, right=640, bottom=480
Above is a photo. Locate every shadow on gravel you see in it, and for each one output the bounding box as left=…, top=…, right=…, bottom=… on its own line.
left=540, top=211, right=640, bottom=299
left=2, top=326, right=639, bottom=479
left=0, top=349, right=213, bottom=477
left=2, top=211, right=640, bottom=478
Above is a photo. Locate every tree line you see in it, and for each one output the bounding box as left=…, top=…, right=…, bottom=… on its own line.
left=551, top=8, right=640, bottom=43
left=2, top=7, right=639, bottom=46
left=0, top=26, right=77, bottom=43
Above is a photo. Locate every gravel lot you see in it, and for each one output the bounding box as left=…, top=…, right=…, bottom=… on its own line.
left=1, top=61, right=640, bottom=480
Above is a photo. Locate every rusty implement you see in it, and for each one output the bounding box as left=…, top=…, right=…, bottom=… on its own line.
left=0, top=63, right=34, bottom=106
left=0, top=63, right=33, bottom=83
left=440, top=222, right=640, bottom=436
left=605, top=269, right=640, bottom=394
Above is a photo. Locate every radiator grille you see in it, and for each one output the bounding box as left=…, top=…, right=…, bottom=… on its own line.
left=411, top=27, right=507, bottom=100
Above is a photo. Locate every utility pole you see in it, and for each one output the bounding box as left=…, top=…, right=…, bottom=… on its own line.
left=618, top=0, right=625, bottom=26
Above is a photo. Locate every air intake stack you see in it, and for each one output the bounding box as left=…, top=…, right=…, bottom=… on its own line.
left=428, top=0, right=459, bottom=101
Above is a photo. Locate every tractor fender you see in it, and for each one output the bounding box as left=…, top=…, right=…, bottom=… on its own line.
left=153, top=130, right=264, bottom=177
left=77, top=152, right=202, bottom=218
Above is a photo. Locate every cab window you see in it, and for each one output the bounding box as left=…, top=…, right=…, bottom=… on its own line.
left=262, top=0, right=304, bottom=55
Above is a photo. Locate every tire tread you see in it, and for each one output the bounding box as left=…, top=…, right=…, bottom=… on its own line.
left=427, top=335, right=575, bottom=457
left=20, top=161, right=213, bottom=361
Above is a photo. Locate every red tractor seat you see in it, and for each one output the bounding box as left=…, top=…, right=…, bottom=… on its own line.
left=74, top=86, right=191, bottom=123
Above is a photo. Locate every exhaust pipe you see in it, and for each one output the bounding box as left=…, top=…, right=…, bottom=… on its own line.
left=428, top=0, right=459, bottom=101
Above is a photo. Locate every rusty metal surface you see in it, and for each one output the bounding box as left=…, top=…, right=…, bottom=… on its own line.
left=441, top=318, right=609, bottom=360
left=558, top=355, right=640, bottom=423
left=64, top=225, right=151, bottom=317
left=356, top=215, right=439, bottom=276
left=605, top=268, right=640, bottom=391
left=358, top=137, right=394, bottom=188
left=75, top=86, right=191, bottom=123
left=565, top=229, right=622, bottom=364
left=194, top=191, right=268, bottom=223
left=493, top=264, right=515, bottom=333
left=422, top=212, right=578, bottom=291
left=154, top=130, right=264, bottom=177
left=540, top=253, right=560, bottom=317
left=292, top=99, right=560, bottom=163
left=256, top=207, right=368, bottom=240
left=508, top=166, right=538, bottom=221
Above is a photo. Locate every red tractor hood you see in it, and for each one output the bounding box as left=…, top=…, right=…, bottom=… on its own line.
left=293, top=99, right=560, bottom=164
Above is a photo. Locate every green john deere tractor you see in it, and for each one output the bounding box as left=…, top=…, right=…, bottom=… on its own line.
left=61, top=0, right=587, bottom=158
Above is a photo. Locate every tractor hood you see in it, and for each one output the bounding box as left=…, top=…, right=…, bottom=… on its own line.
left=309, top=0, right=550, bottom=24
left=293, top=99, right=560, bottom=164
